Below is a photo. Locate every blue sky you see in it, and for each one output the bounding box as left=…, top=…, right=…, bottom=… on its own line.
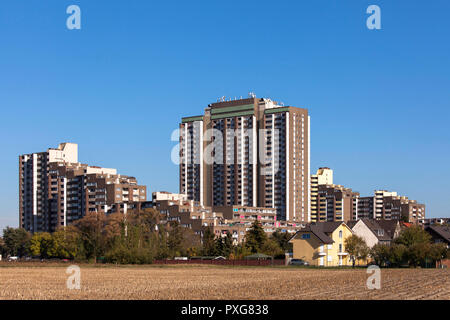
left=1, top=0, right=449, bottom=231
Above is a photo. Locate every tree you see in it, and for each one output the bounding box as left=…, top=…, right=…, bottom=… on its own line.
left=201, top=227, right=216, bottom=256
left=429, top=243, right=448, bottom=263
left=2, top=227, right=31, bottom=257
left=73, top=212, right=121, bottom=262
left=394, top=226, right=431, bottom=247
left=344, top=235, right=369, bottom=267
left=213, top=232, right=234, bottom=258
left=388, top=244, right=408, bottom=267
left=166, top=221, right=201, bottom=257
left=261, top=239, right=283, bottom=258
left=407, top=242, right=431, bottom=267
left=167, top=221, right=186, bottom=256
left=245, top=221, right=267, bottom=253
left=51, top=227, right=82, bottom=259
left=271, top=230, right=292, bottom=252
left=0, top=236, right=5, bottom=257
left=29, top=232, right=53, bottom=258
left=370, top=243, right=391, bottom=267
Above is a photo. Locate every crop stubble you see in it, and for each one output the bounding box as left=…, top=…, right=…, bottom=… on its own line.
left=0, top=265, right=448, bottom=300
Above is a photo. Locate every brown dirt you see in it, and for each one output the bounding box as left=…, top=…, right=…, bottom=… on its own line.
left=0, top=265, right=448, bottom=300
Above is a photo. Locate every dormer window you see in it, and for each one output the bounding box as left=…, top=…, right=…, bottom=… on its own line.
left=377, top=230, right=384, bottom=236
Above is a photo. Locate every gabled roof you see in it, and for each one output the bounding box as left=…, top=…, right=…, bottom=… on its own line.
left=374, top=220, right=400, bottom=240
left=290, top=221, right=347, bottom=244
left=401, top=222, right=413, bottom=228
left=346, top=220, right=358, bottom=229
left=426, top=225, right=450, bottom=244
left=361, top=219, right=392, bottom=241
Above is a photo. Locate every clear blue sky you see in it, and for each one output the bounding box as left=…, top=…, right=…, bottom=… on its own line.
left=1, top=0, right=449, bottom=232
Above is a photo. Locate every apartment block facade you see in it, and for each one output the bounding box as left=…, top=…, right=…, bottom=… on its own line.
left=317, top=184, right=359, bottom=222
left=356, top=190, right=425, bottom=224
left=310, top=167, right=333, bottom=222
left=180, top=97, right=310, bottom=223
left=19, top=143, right=147, bottom=233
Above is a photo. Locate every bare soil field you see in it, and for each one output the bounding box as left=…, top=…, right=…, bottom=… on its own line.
left=0, top=264, right=448, bottom=300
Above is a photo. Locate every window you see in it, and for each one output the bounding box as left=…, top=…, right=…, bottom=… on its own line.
left=339, top=244, right=342, bottom=252
left=339, top=230, right=343, bottom=238
left=327, top=255, right=332, bottom=262
left=301, top=233, right=310, bottom=239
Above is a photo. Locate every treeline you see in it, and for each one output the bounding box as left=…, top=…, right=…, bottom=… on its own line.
left=0, top=210, right=290, bottom=263
left=345, top=226, right=449, bottom=268
left=370, top=226, right=448, bottom=267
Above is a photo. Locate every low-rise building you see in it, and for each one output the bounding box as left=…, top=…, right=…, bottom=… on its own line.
left=289, top=222, right=353, bottom=266
left=347, top=219, right=401, bottom=247
left=425, top=225, right=450, bottom=248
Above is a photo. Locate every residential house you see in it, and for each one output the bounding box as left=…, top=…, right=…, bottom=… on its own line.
left=425, top=225, right=450, bottom=248
left=347, top=219, right=401, bottom=247
left=289, top=222, right=353, bottom=267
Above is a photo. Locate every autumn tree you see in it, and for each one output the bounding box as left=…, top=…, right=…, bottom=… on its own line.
left=73, top=212, right=122, bottom=262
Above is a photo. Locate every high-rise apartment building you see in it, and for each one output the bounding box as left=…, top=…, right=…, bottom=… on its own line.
left=356, top=190, right=425, bottom=224
left=317, top=184, right=359, bottom=222
left=382, top=195, right=425, bottom=224
left=19, top=143, right=147, bottom=233
left=19, top=143, right=79, bottom=233
left=180, top=96, right=310, bottom=222
left=356, top=196, right=375, bottom=219
left=374, top=190, right=398, bottom=219
left=310, top=167, right=333, bottom=222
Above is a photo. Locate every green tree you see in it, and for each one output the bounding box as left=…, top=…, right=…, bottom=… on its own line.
left=394, top=226, right=431, bottom=247
left=344, top=235, right=370, bottom=267
left=167, top=221, right=185, bottom=256
left=370, top=243, right=391, bottom=267
left=388, top=244, right=408, bottom=267
left=29, top=232, right=53, bottom=258
left=261, top=239, right=283, bottom=257
left=73, top=212, right=122, bottom=262
left=51, top=227, right=82, bottom=259
left=213, top=232, right=234, bottom=258
left=407, top=242, right=431, bottom=267
left=429, top=243, right=448, bottom=263
left=271, top=230, right=292, bottom=252
left=2, top=227, right=31, bottom=257
left=0, top=236, right=6, bottom=257
left=201, top=227, right=216, bottom=256
left=245, top=221, right=267, bottom=253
